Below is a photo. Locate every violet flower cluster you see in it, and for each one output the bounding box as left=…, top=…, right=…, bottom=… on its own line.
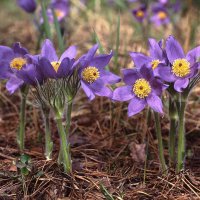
left=112, top=36, right=200, bottom=116
left=131, top=0, right=181, bottom=26
left=17, top=0, right=69, bottom=23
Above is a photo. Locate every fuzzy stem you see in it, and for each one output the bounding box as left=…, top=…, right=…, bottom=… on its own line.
left=56, top=116, right=71, bottom=173
left=154, top=112, right=167, bottom=173
left=18, top=86, right=29, bottom=152
left=177, top=98, right=186, bottom=173
left=43, top=109, right=53, bottom=160
left=168, top=98, right=178, bottom=166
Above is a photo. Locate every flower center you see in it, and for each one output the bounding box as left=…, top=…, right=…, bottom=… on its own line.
left=133, top=78, right=151, bottom=98
left=55, top=9, right=65, bottom=18
left=10, top=57, right=26, bottom=70
left=51, top=61, right=61, bottom=72
left=157, top=11, right=167, bottom=20
left=82, top=66, right=100, bottom=83
left=136, top=10, right=144, bottom=18
left=151, top=59, right=160, bottom=70
left=172, top=59, right=190, bottom=77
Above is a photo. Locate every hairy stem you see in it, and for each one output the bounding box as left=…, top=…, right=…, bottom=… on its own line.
left=154, top=112, right=167, bottom=173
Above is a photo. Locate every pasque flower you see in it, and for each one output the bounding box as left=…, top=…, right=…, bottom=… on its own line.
left=0, top=43, right=42, bottom=94
left=150, top=4, right=170, bottom=26
left=17, top=0, right=37, bottom=13
left=113, top=65, right=164, bottom=116
left=130, top=38, right=167, bottom=77
left=39, top=39, right=76, bottom=79
left=158, top=36, right=200, bottom=92
left=78, top=44, right=121, bottom=100
left=132, top=4, right=147, bottom=23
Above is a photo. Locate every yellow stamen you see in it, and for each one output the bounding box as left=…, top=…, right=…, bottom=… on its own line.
left=10, top=57, right=26, bottom=70
left=133, top=78, right=151, bottom=99
left=51, top=61, right=61, bottom=72
left=157, top=11, right=167, bottom=20
left=172, top=59, right=190, bottom=77
left=151, top=59, right=160, bottom=70
left=82, top=66, right=100, bottom=83
left=55, top=9, right=65, bottom=18
left=136, top=10, right=144, bottom=18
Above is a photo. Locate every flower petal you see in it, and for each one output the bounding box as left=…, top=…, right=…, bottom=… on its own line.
left=0, top=60, right=12, bottom=79
left=146, top=93, right=163, bottom=114
left=90, top=51, right=113, bottom=68
left=6, top=75, right=24, bottom=94
left=38, top=57, right=56, bottom=79
left=41, top=39, right=58, bottom=62
left=100, top=70, right=121, bottom=84
left=166, top=35, right=185, bottom=63
left=57, top=58, right=75, bottom=78
left=13, top=42, right=28, bottom=56
left=80, top=44, right=99, bottom=67
left=186, top=46, right=200, bottom=65
left=112, top=85, right=134, bottom=101
left=129, top=52, right=151, bottom=67
left=148, top=38, right=164, bottom=60
left=158, top=64, right=176, bottom=82
left=128, top=97, right=146, bottom=116
left=174, top=78, right=189, bottom=92
left=0, top=46, right=14, bottom=60
left=122, top=69, right=140, bottom=85
left=140, top=65, right=154, bottom=81
left=59, top=45, right=77, bottom=61
left=94, top=85, right=113, bottom=99
left=81, top=81, right=95, bottom=101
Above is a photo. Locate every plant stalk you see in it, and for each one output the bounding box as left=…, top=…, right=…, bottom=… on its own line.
left=177, top=98, right=186, bottom=173
left=18, top=86, right=29, bottom=152
left=56, top=116, right=71, bottom=173
left=154, top=112, right=167, bottom=173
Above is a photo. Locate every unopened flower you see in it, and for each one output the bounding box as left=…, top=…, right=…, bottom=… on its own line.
left=17, top=0, right=37, bottom=13
left=132, top=5, right=147, bottom=23
left=79, top=44, right=121, bottom=100
left=130, top=38, right=167, bottom=77
left=39, top=39, right=76, bottom=79
left=113, top=65, right=164, bottom=116
left=158, top=36, right=200, bottom=92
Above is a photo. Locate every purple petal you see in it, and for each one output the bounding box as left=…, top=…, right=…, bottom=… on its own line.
left=148, top=38, right=164, bottom=60
left=41, top=39, right=58, bottom=62
left=38, top=57, right=56, bottom=78
left=112, top=85, right=134, bottom=101
left=128, top=97, right=146, bottom=116
left=89, top=79, right=104, bottom=92
left=0, top=60, right=12, bottom=79
left=57, top=58, right=75, bottom=78
left=140, top=65, right=154, bottom=81
left=60, top=46, right=77, bottom=61
left=90, top=51, right=113, bottom=68
left=12, top=42, right=28, bottom=56
left=100, top=70, right=121, bottom=84
left=150, top=79, right=163, bottom=96
left=186, top=46, right=200, bottom=65
left=6, top=75, right=24, bottom=94
left=166, top=36, right=185, bottom=63
left=129, top=52, right=151, bottom=67
left=81, top=81, right=95, bottom=101
left=0, top=46, right=14, bottom=60
left=80, top=44, right=99, bottom=67
left=174, top=78, right=189, bottom=92
left=146, top=93, right=163, bottom=114
left=122, top=69, right=140, bottom=85
left=158, top=64, right=176, bottom=82
left=94, top=85, right=113, bottom=99
left=17, top=0, right=37, bottom=13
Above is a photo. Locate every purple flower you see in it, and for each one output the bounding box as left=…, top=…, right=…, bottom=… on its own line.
left=39, top=39, right=76, bottom=79
left=132, top=5, right=147, bottom=22
left=17, top=0, right=37, bottom=13
left=158, top=36, right=200, bottom=92
left=129, top=38, right=167, bottom=77
left=0, top=43, right=41, bottom=94
left=113, top=65, right=164, bottom=116
left=78, top=44, right=121, bottom=101
left=150, top=5, right=170, bottom=26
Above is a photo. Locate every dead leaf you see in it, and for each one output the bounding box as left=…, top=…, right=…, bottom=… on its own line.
left=129, top=142, right=146, bottom=163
